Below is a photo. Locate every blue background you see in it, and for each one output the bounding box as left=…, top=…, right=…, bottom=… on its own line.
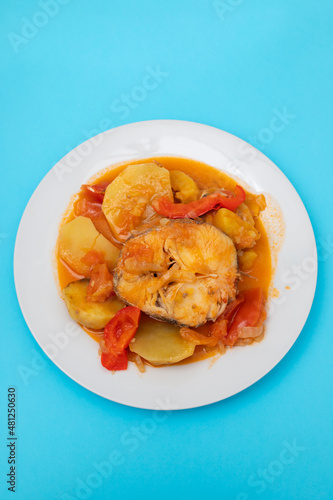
left=1, top=1, right=332, bottom=499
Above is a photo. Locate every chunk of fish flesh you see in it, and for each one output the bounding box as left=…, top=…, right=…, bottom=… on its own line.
left=113, top=220, right=238, bottom=327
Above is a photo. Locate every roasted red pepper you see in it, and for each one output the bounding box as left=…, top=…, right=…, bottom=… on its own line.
left=152, top=185, right=246, bottom=219
left=222, top=288, right=265, bottom=346
left=101, top=306, right=141, bottom=371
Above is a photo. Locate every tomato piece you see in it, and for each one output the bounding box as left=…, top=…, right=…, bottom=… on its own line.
left=208, top=288, right=265, bottom=347
left=80, top=251, right=115, bottom=302
left=101, top=350, right=128, bottom=371
left=82, top=182, right=110, bottom=202
left=101, top=307, right=141, bottom=371
left=75, top=197, right=102, bottom=218
left=221, top=329, right=239, bottom=347
left=208, top=297, right=244, bottom=346
left=152, top=185, right=246, bottom=219
left=104, top=306, right=141, bottom=351
left=209, top=318, right=228, bottom=342
left=86, top=262, right=115, bottom=302
left=81, top=249, right=104, bottom=268
left=222, top=296, right=245, bottom=322
left=229, top=288, right=264, bottom=332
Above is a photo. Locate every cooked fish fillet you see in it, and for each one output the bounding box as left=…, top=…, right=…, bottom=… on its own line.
left=113, top=220, right=238, bottom=327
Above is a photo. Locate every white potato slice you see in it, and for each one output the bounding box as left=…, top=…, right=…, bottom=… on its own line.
left=63, top=279, right=124, bottom=330
left=58, top=216, right=120, bottom=275
left=129, top=319, right=195, bottom=365
left=102, top=163, right=173, bottom=242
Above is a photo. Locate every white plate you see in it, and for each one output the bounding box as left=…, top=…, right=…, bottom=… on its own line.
left=14, top=120, right=317, bottom=410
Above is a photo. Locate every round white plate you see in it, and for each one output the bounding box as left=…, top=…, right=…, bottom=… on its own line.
left=14, top=120, right=317, bottom=410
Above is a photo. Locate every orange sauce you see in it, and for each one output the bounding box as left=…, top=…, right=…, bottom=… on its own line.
left=57, top=156, right=272, bottom=367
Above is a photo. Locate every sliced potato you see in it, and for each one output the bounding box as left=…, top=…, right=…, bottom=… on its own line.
left=58, top=216, right=120, bottom=275
left=94, top=234, right=119, bottom=268
left=102, top=163, right=173, bottom=242
left=170, top=170, right=199, bottom=203
left=213, top=208, right=259, bottom=249
left=63, top=279, right=124, bottom=329
left=129, top=319, right=195, bottom=365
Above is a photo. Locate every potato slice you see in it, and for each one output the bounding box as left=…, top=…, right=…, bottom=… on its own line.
left=58, top=216, right=120, bottom=275
left=129, top=319, right=195, bottom=365
left=102, top=163, right=173, bottom=242
left=213, top=208, right=259, bottom=249
left=170, top=170, right=199, bottom=203
left=63, top=279, right=124, bottom=329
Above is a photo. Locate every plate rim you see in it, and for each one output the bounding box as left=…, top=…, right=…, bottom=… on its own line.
left=14, top=119, right=317, bottom=410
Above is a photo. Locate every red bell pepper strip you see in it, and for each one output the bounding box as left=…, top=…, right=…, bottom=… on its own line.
left=223, top=288, right=265, bottom=346
left=152, top=185, right=246, bottom=219
left=101, top=306, right=141, bottom=371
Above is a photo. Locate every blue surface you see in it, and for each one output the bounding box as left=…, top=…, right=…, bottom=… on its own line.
left=1, top=1, right=332, bottom=499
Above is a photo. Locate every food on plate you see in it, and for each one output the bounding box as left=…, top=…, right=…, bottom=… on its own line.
left=58, top=216, right=119, bottom=275
left=100, top=306, right=141, bottom=370
left=129, top=318, right=196, bottom=365
left=152, top=185, right=246, bottom=218
left=63, top=279, right=124, bottom=329
left=113, top=221, right=238, bottom=327
left=102, top=163, right=173, bottom=242
left=213, top=208, right=259, bottom=249
left=238, top=249, right=258, bottom=272
left=57, top=157, right=272, bottom=372
left=170, top=170, right=200, bottom=203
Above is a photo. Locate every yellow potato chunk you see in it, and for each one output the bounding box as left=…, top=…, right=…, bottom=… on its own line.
left=170, top=170, right=199, bottom=203
left=213, top=208, right=259, bottom=249
left=58, top=216, right=120, bottom=275
left=245, top=194, right=266, bottom=217
left=238, top=249, right=258, bottom=271
left=102, top=163, right=173, bottom=242
left=129, top=319, right=195, bottom=365
left=63, top=279, right=124, bottom=330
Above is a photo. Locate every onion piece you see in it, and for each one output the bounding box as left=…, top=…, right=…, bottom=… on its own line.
left=128, top=351, right=146, bottom=373
left=133, top=354, right=145, bottom=373
left=238, top=325, right=263, bottom=339
left=180, top=327, right=218, bottom=346
left=99, top=339, right=108, bottom=353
